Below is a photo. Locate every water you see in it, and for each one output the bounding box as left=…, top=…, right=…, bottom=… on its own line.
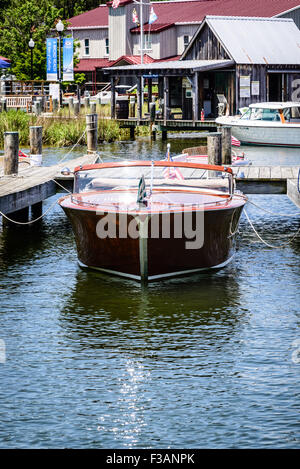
left=0, top=137, right=299, bottom=448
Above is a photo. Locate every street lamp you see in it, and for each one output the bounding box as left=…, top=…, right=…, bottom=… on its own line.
left=56, top=19, right=64, bottom=104
left=28, top=38, right=35, bottom=81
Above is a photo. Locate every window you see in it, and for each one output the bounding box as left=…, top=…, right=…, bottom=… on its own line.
left=84, top=39, right=89, bottom=56
left=143, top=35, right=152, bottom=51
left=183, top=35, right=189, bottom=50
left=105, top=38, right=109, bottom=56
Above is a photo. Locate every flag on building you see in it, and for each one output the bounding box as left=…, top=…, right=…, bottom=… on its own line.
left=132, top=8, right=139, bottom=25
left=112, top=0, right=120, bottom=9
left=149, top=6, right=158, bottom=24
left=137, top=175, right=147, bottom=204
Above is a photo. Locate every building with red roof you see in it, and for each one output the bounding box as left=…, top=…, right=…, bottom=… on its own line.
left=67, top=0, right=300, bottom=90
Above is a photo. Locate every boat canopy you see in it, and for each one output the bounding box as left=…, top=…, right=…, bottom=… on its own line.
left=249, top=102, right=300, bottom=110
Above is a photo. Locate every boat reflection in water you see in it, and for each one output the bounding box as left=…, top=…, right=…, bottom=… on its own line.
left=59, top=161, right=247, bottom=283
left=59, top=267, right=244, bottom=341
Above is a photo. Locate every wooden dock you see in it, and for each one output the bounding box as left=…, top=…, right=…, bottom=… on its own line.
left=232, top=165, right=300, bottom=195
left=117, top=118, right=217, bottom=135
left=0, top=154, right=95, bottom=217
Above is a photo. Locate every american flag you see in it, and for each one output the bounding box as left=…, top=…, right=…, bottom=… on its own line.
left=112, top=0, right=120, bottom=9
left=231, top=135, right=241, bottom=147
left=132, top=8, right=139, bottom=24
left=163, top=156, right=185, bottom=181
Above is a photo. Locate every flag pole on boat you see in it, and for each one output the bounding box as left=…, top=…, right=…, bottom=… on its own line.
left=167, top=143, right=170, bottom=161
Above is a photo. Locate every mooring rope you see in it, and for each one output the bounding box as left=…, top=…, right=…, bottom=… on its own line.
left=57, top=129, right=87, bottom=165
left=0, top=198, right=59, bottom=225
left=243, top=208, right=300, bottom=249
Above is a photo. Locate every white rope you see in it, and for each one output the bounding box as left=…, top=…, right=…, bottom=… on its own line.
left=0, top=198, right=59, bottom=225
left=52, top=178, right=72, bottom=194
left=58, top=129, right=86, bottom=165
left=245, top=198, right=300, bottom=218
left=244, top=208, right=300, bottom=249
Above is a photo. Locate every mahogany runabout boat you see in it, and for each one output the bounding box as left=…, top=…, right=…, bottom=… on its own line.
left=59, top=161, right=247, bottom=283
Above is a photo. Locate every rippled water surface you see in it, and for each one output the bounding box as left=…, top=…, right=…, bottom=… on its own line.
left=0, top=137, right=299, bottom=448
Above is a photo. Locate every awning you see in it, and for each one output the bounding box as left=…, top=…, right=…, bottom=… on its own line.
left=0, top=58, right=11, bottom=69
left=104, top=59, right=235, bottom=76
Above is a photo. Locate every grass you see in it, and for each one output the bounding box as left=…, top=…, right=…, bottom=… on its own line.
left=0, top=102, right=156, bottom=149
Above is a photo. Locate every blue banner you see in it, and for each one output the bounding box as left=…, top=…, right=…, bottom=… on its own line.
left=63, top=38, right=74, bottom=81
left=46, top=38, right=58, bottom=81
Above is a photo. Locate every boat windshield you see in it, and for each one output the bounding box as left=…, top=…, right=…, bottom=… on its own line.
left=241, top=105, right=300, bottom=122
left=241, top=107, right=281, bottom=121
left=73, top=163, right=233, bottom=199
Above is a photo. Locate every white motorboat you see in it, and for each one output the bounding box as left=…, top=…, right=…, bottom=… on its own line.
left=216, top=102, right=300, bottom=147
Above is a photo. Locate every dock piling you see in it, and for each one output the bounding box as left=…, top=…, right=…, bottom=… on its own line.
left=129, top=96, right=136, bottom=118
left=52, top=98, right=58, bottom=113
left=30, top=126, right=43, bottom=166
left=4, top=131, right=19, bottom=175
left=68, top=97, right=74, bottom=113
left=218, top=125, right=232, bottom=165
left=86, top=113, right=98, bottom=153
left=74, top=101, right=80, bottom=116
left=90, top=102, right=97, bottom=114
left=207, top=132, right=222, bottom=166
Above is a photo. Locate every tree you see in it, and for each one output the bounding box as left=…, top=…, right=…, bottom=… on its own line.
left=0, top=1, right=62, bottom=80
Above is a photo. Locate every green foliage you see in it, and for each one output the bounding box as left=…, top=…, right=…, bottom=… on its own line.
left=0, top=1, right=62, bottom=80
left=0, top=110, right=35, bottom=147
left=74, top=74, right=86, bottom=85
left=0, top=109, right=133, bottom=148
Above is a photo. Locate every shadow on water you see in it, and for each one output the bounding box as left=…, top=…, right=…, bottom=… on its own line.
left=0, top=202, right=73, bottom=271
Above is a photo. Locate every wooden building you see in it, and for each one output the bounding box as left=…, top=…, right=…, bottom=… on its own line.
left=105, top=16, right=300, bottom=119
left=68, top=1, right=300, bottom=92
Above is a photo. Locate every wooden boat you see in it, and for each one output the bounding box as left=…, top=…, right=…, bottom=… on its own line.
left=59, top=161, right=247, bottom=283
left=216, top=102, right=300, bottom=147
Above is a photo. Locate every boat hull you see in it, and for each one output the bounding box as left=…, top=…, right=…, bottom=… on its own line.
left=216, top=117, right=300, bottom=147
left=61, top=202, right=245, bottom=282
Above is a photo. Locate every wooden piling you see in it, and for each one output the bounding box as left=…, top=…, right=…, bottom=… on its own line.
left=86, top=113, right=98, bottom=153
left=129, top=96, right=136, bottom=118
left=29, top=126, right=43, bottom=166
left=4, top=131, right=19, bottom=175
left=162, top=130, right=168, bottom=141
left=130, top=127, right=135, bottom=140
left=68, top=97, right=74, bottom=113
left=218, top=125, right=232, bottom=165
left=84, top=97, right=90, bottom=110
left=1, top=98, right=7, bottom=112
left=149, top=102, right=156, bottom=123
left=2, top=207, right=29, bottom=226
left=30, top=126, right=42, bottom=155
left=74, top=101, right=80, bottom=116
left=31, top=201, right=43, bottom=220
left=52, top=98, right=58, bottom=113
left=207, top=133, right=222, bottom=166
left=90, top=102, right=97, bottom=114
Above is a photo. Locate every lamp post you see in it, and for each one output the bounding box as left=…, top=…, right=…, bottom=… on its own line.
left=28, top=38, right=35, bottom=81
left=56, top=19, right=64, bottom=105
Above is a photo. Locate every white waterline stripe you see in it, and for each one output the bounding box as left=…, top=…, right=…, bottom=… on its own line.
left=78, top=260, right=141, bottom=280
left=148, top=255, right=235, bottom=280
left=78, top=254, right=235, bottom=282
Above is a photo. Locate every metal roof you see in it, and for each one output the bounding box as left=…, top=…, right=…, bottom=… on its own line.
left=204, top=16, right=300, bottom=65
left=67, top=1, right=300, bottom=29
left=105, top=59, right=234, bottom=72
